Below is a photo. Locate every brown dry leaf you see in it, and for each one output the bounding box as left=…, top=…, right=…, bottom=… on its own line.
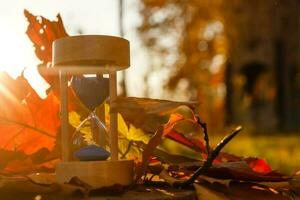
left=159, top=170, right=180, bottom=186
left=205, top=161, right=290, bottom=182
left=56, top=183, right=86, bottom=196
left=289, top=174, right=300, bottom=197
left=153, top=148, right=199, bottom=164
left=227, top=181, right=291, bottom=200
left=195, top=181, right=292, bottom=200
left=199, top=175, right=231, bottom=187
left=253, top=181, right=290, bottom=189
left=3, top=158, right=36, bottom=174
left=194, top=183, right=230, bottom=200
left=135, top=125, right=164, bottom=182
left=135, top=113, right=185, bottom=182
left=0, top=176, right=54, bottom=194
left=27, top=173, right=56, bottom=185
left=111, top=97, right=198, bottom=132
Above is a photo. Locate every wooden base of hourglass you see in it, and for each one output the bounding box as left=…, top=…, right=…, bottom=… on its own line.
left=56, top=160, right=134, bottom=187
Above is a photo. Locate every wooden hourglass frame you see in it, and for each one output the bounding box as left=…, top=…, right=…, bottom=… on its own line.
left=50, top=35, right=134, bottom=187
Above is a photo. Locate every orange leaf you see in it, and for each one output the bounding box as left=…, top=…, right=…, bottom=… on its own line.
left=24, top=9, right=68, bottom=64
left=24, top=9, right=68, bottom=90
left=0, top=73, right=60, bottom=154
left=135, top=113, right=186, bottom=182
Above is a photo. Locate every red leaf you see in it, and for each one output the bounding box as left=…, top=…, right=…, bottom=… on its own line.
left=162, top=113, right=206, bottom=152
left=165, top=130, right=205, bottom=152
left=155, top=108, right=276, bottom=179
left=245, top=158, right=272, bottom=174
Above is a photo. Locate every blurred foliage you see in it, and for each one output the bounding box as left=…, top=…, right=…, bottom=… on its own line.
left=138, top=0, right=300, bottom=132
left=138, top=0, right=229, bottom=132
left=138, top=0, right=226, bottom=91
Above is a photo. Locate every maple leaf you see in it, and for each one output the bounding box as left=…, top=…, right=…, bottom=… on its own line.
left=24, top=9, right=68, bottom=90
left=24, top=9, right=68, bottom=64
left=0, top=73, right=60, bottom=155
left=24, top=10, right=91, bottom=115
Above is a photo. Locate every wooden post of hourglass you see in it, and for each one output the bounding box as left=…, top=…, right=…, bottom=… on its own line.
left=59, top=69, right=70, bottom=162
left=109, top=71, right=118, bottom=161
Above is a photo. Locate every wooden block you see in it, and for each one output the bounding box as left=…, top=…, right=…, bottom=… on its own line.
left=52, top=35, right=130, bottom=70
left=56, top=160, right=134, bottom=187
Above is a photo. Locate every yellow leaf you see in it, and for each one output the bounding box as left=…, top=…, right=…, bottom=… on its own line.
left=128, top=124, right=150, bottom=144
left=68, top=111, right=94, bottom=144
left=118, top=113, right=129, bottom=137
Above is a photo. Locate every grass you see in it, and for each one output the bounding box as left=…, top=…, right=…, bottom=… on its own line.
left=210, top=134, right=300, bottom=174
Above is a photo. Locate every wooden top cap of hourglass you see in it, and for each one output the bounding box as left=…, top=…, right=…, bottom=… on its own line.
left=52, top=35, right=130, bottom=71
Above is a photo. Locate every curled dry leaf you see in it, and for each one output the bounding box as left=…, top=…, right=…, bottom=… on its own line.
left=205, top=161, right=290, bottom=182
left=194, top=183, right=230, bottom=200
left=135, top=113, right=187, bottom=182
left=111, top=97, right=198, bottom=132
left=135, top=125, right=165, bottom=182
left=159, top=169, right=183, bottom=186
left=194, top=181, right=292, bottom=200
left=27, top=173, right=56, bottom=185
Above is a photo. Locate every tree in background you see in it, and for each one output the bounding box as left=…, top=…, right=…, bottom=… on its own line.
left=138, top=0, right=228, bottom=133
left=137, top=0, right=300, bottom=133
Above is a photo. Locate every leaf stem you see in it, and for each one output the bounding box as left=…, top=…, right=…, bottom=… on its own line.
left=196, top=115, right=210, bottom=155
left=176, top=126, right=242, bottom=188
left=0, top=117, right=55, bottom=138
left=121, top=140, right=133, bottom=159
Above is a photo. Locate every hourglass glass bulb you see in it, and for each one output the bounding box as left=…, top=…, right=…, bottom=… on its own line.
left=71, top=75, right=109, bottom=110
left=71, top=112, right=110, bottom=161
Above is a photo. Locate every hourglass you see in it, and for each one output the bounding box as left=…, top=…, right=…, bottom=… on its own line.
left=51, top=35, right=134, bottom=187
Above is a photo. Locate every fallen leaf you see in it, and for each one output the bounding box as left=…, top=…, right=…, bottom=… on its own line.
left=159, top=170, right=183, bottom=186
left=199, top=175, right=231, bottom=187
left=111, top=97, right=198, bottom=132
left=205, top=161, right=290, bottom=182
left=135, top=125, right=165, bottom=182
left=0, top=73, right=60, bottom=154
left=27, top=173, right=56, bottom=185
left=245, top=157, right=272, bottom=174
left=194, top=183, right=230, bottom=200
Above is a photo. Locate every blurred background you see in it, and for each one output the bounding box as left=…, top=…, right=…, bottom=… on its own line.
left=0, top=0, right=299, bottom=173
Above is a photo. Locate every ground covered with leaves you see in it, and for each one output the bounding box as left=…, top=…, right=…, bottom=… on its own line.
left=0, top=10, right=299, bottom=200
